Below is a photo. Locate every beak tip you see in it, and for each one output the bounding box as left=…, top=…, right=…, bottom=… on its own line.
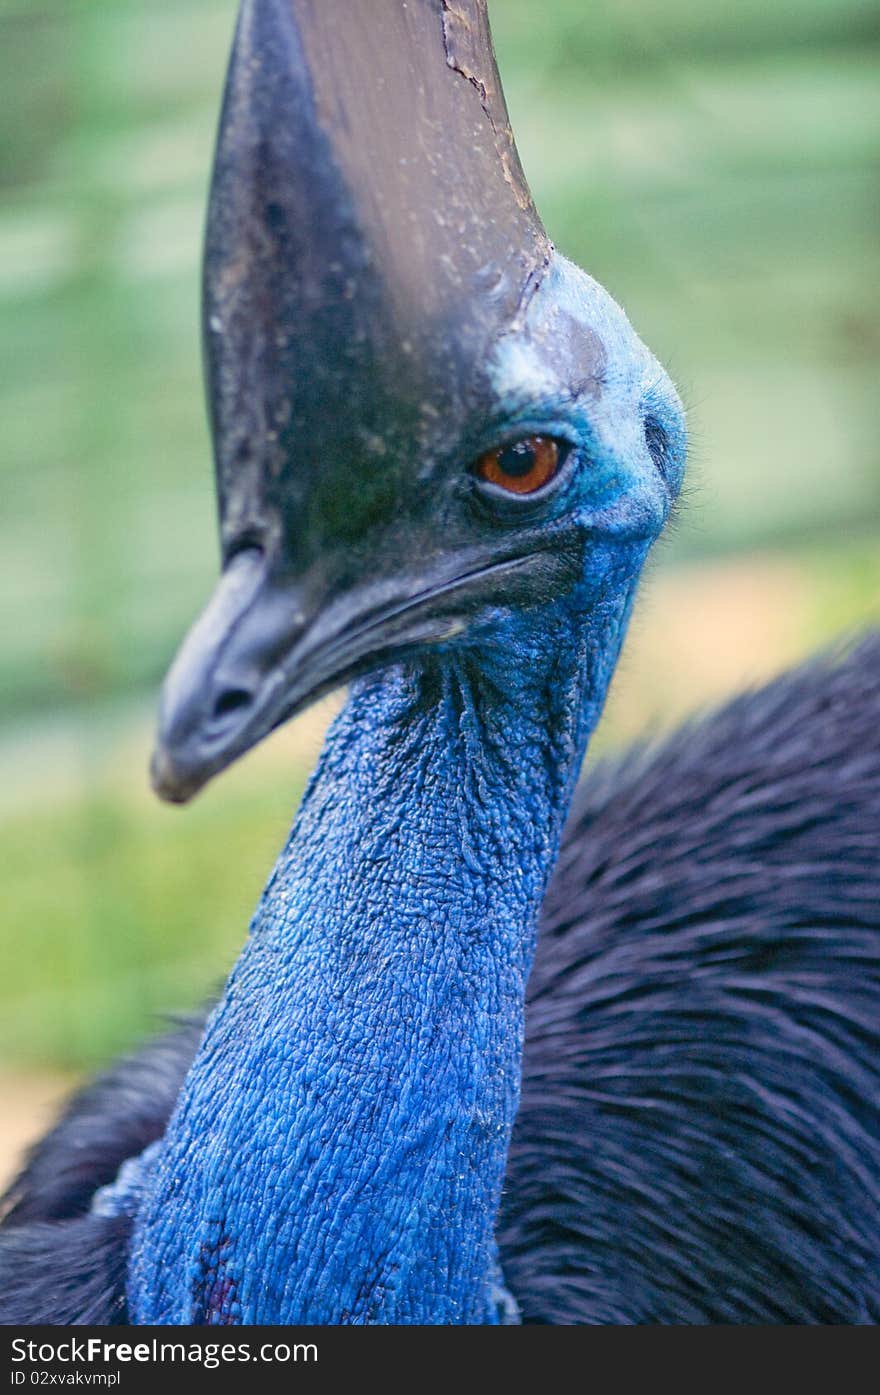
left=150, top=745, right=202, bottom=806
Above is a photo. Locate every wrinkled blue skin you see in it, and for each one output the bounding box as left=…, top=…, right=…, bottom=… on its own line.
left=127, top=256, right=685, bottom=1324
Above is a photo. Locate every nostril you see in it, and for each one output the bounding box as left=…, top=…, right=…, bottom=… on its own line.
left=212, top=687, right=253, bottom=722
left=643, top=414, right=671, bottom=483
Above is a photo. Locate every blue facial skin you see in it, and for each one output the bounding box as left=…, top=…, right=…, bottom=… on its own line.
left=127, top=254, right=685, bottom=1325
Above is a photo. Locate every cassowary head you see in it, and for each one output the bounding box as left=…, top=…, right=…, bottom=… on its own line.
left=152, top=0, right=685, bottom=803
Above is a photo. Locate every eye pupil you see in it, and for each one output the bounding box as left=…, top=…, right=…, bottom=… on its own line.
left=496, top=441, right=537, bottom=477
left=474, top=434, right=562, bottom=496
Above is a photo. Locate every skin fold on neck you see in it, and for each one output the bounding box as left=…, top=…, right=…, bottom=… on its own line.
left=126, top=565, right=644, bottom=1325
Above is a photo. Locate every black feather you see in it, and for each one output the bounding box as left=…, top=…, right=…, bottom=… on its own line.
left=0, top=1021, right=201, bottom=1325
left=0, top=1217, right=131, bottom=1325
left=500, top=634, right=880, bottom=1322
left=1, top=1018, right=203, bottom=1226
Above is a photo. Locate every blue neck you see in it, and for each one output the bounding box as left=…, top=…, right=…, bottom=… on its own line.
left=128, top=577, right=639, bottom=1324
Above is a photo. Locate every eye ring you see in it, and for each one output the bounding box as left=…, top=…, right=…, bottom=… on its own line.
left=472, top=435, right=567, bottom=497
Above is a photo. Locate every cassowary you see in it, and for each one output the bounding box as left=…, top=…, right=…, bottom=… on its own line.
left=1, top=0, right=878, bottom=1325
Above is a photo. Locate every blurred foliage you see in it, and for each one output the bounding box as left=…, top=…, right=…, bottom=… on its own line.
left=0, top=0, right=878, bottom=1068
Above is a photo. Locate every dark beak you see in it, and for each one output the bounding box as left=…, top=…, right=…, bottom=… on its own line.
left=151, top=550, right=305, bottom=802
left=152, top=537, right=580, bottom=803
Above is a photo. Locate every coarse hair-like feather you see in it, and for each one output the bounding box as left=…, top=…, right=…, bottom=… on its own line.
left=500, top=634, right=880, bottom=1322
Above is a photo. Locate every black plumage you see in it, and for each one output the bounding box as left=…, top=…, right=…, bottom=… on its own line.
left=500, top=634, right=880, bottom=1323
left=3, top=636, right=878, bottom=1324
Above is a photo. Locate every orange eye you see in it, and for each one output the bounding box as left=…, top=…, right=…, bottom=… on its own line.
left=474, top=435, right=561, bottom=495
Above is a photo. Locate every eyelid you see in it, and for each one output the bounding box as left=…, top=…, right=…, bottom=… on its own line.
left=474, top=419, right=582, bottom=455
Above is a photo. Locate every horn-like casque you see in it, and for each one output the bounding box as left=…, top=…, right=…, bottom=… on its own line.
left=205, top=0, right=550, bottom=559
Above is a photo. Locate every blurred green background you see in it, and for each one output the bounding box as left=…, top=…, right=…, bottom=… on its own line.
left=0, top=0, right=878, bottom=1141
